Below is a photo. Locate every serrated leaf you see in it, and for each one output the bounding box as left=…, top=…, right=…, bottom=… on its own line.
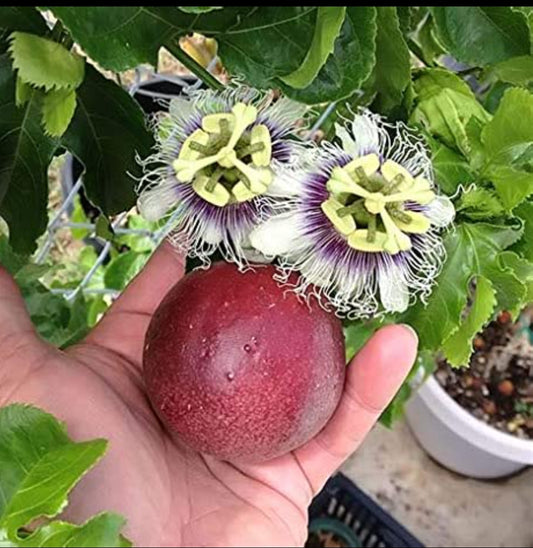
left=0, top=405, right=129, bottom=547
left=10, top=513, right=129, bottom=547
left=0, top=8, right=48, bottom=53
left=279, top=7, right=377, bottom=104
left=481, top=87, right=533, bottom=210
left=410, top=69, right=491, bottom=156
left=15, top=76, right=30, bottom=107
left=491, top=55, right=533, bottom=86
left=370, top=7, right=411, bottom=114
left=456, top=187, right=505, bottom=220
left=280, top=7, right=346, bottom=89
left=415, top=13, right=445, bottom=65
left=512, top=202, right=533, bottom=262
left=402, top=222, right=523, bottom=350
left=442, top=276, right=496, bottom=367
left=9, top=32, right=84, bottom=91
left=0, top=54, right=57, bottom=254
left=431, top=142, right=474, bottom=195
left=41, top=88, right=77, bottom=137
left=104, top=251, right=149, bottom=291
left=60, top=65, right=153, bottom=216
left=431, top=7, right=530, bottom=66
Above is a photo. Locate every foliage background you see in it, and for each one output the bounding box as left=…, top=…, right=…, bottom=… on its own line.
left=2, top=6, right=533, bottom=545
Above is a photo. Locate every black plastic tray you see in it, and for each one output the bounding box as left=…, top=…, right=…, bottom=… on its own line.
left=307, top=473, right=424, bottom=548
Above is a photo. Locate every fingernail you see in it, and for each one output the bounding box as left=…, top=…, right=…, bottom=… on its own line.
left=399, top=323, right=419, bottom=345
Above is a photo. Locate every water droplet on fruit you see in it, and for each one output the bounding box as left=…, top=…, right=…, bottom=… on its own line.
left=251, top=336, right=257, bottom=343
left=186, top=403, right=192, bottom=412
left=189, top=323, right=194, bottom=329
left=223, top=301, right=229, bottom=308
left=227, top=372, right=235, bottom=381
left=243, top=344, right=251, bottom=353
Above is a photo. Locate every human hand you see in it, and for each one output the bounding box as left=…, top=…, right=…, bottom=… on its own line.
left=0, top=243, right=417, bottom=547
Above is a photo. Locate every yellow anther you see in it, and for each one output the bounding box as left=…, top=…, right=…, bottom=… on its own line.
left=348, top=230, right=388, bottom=252
left=202, top=112, right=235, bottom=134
left=173, top=153, right=222, bottom=182
left=178, top=129, right=210, bottom=162
left=225, top=103, right=258, bottom=151
left=364, top=192, right=386, bottom=214
left=394, top=211, right=431, bottom=233
left=321, top=197, right=356, bottom=236
left=380, top=209, right=412, bottom=254
left=381, top=160, right=413, bottom=190
left=192, top=175, right=230, bottom=207
left=327, top=167, right=371, bottom=198
left=232, top=181, right=261, bottom=202
left=250, top=124, right=272, bottom=167
left=344, top=154, right=380, bottom=179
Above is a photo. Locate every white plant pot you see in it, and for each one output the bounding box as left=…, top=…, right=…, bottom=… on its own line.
left=405, top=375, right=533, bottom=479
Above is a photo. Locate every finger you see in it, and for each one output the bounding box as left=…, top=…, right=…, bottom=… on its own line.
left=0, top=266, right=36, bottom=338
left=0, top=266, right=43, bottom=360
left=82, top=241, right=185, bottom=366
left=294, top=324, right=418, bottom=492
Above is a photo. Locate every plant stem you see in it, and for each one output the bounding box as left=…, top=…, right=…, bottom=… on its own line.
left=165, top=41, right=224, bottom=91
left=407, top=38, right=430, bottom=67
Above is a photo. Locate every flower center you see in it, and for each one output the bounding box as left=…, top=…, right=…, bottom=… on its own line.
left=172, top=102, right=274, bottom=207
left=321, top=154, right=435, bottom=254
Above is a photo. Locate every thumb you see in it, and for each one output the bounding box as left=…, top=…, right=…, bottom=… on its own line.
left=0, top=266, right=38, bottom=350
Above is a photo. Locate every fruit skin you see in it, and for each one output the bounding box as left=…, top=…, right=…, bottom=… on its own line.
left=143, top=262, right=345, bottom=463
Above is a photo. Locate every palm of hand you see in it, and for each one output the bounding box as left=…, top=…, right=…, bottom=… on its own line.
left=0, top=244, right=417, bottom=548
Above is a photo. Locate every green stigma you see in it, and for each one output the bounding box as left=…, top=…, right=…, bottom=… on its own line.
left=172, top=102, right=274, bottom=207
left=321, top=154, right=435, bottom=254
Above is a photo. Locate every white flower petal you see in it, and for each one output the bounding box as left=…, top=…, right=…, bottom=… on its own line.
left=350, top=114, right=381, bottom=155
left=265, top=171, right=302, bottom=197
left=137, top=182, right=178, bottom=222
left=203, top=223, right=223, bottom=246
left=426, top=195, right=455, bottom=227
left=249, top=213, right=304, bottom=257
left=335, top=123, right=359, bottom=157
left=379, top=266, right=409, bottom=313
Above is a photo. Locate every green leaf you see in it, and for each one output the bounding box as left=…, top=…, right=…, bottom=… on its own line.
left=370, top=7, right=410, bottom=114
left=415, top=13, right=445, bottom=65
left=215, top=7, right=317, bottom=88
left=41, top=88, right=77, bottom=137
left=15, top=76, right=30, bottom=107
left=0, top=8, right=48, bottom=52
left=512, top=201, right=533, bottom=262
left=11, top=513, right=130, bottom=548
left=0, top=404, right=129, bottom=547
left=403, top=222, right=523, bottom=350
left=431, top=142, right=474, bottom=195
left=280, top=7, right=346, bottom=89
left=343, top=318, right=383, bottom=362
left=279, top=7, right=377, bottom=104
left=442, top=276, right=496, bottom=367
left=410, top=68, right=491, bottom=155
left=431, top=7, right=530, bottom=66
left=491, top=55, right=533, bottom=86
left=104, top=251, right=149, bottom=291
left=61, top=65, right=153, bottom=216
left=95, top=214, right=114, bottom=241
left=9, top=32, right=84, bottom=91
left=0, top=54, right=57, bottom=254
left=51, top=7, right=317, bottom=81
left=481, top=87, right=533, bottom=209
left=456, top=187, right=505, bottom=220
left=177, top=6, right=222, bottom=14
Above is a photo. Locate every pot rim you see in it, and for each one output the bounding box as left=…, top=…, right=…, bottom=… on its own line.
left=416, top=375, right=533, bottom=463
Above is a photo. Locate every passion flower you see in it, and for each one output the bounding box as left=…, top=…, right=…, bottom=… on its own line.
left=136, top=87, right=307, bottom=265
left=250, top=109, right=455, bottom=318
